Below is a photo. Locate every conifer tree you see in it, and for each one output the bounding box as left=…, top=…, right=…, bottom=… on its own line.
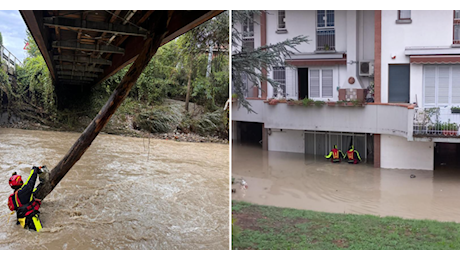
left=232, top=11, right=309, bottom=112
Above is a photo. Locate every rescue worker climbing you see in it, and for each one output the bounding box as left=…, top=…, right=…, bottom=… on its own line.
left=7, top=166, right=47, bottom=232
left=344, top=145, right=362, bottom=164
left=325, top=145, right=345, bottom=163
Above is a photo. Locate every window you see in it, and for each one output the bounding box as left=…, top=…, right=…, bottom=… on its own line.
left=454, top=10, right=460, bottom=44
left=389, top=64, right=410, bottom=103
left=242, top=13, right=254, bottom=51
left=424, top=65, right=460, bottom=106
left=278, top=11, right=286, bottom=29
left=316, top=11, right=335, bottom=51
left=310, top=69, right=333, bottom=98
left=398, top=10, right=411, bottom=20
left=242, top=13, right=254, bottom=39
left=241, top=73, right=258, bottom=98
left=273, top=67, right=286, bottom=98
left=396, top=10, right=412, bottom=24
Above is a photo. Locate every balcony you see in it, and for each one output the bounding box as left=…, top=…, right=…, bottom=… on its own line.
left=413, top=107, right=460, bottom=139
left=233, top=100, right=415, bottom=140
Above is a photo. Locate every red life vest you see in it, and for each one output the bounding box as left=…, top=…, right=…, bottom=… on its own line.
left=332, top=149, right=339, bottom=159
left=347, top=150, right=354, bottom=160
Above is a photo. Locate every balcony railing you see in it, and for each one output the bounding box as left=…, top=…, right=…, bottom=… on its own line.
left=0, top=44, right=23, bottom=75
left=316, top=28, right=335, bottom=51
left=413, top=107, right=460, bottom=137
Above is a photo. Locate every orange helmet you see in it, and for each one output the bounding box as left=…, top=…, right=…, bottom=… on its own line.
left=9, top=172, right=23, bottom=190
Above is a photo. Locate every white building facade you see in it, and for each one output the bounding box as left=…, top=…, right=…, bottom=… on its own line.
left=233, top=10, right=460, bottom=171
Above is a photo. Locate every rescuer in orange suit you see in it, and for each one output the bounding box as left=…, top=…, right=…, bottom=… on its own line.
left=325, top=145, right=345, bottom=163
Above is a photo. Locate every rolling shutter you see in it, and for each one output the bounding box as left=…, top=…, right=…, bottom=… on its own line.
left=424, top=66, right=436, bottom=105
left=310, top=70, right=320, bottom=98
left=438, top=67, right=450, bottom=104
left=322, top=69, right=333, bottom=97
left=452, top=66, right=460, bottom=103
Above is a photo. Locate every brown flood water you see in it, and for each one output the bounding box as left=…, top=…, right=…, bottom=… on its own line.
left=232, top=144, right=460, bottom=223
left=0, top=128, right=229, bottom=249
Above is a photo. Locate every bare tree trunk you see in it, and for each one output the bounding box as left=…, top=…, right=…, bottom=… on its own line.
left=185, top=65, right=192, bottom=112
left=206, top=41, right=213, bottom=78
left=36, top=11, right=172, bottom=200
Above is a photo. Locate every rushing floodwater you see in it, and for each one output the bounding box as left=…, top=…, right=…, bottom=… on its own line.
left=0, top=128, right=229, bottom=249
left=232, top=144, right=460, bottom=223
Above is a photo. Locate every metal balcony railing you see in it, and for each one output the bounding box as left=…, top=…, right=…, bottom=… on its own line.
left=316, top=28, right=335, bottom=51
left=413, top=107, right=460, bottom=137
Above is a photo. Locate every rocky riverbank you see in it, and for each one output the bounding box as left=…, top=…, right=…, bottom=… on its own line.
left=0, top=99, right=228, bottom=144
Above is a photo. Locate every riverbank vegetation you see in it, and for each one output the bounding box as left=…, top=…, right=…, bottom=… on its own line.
left=0, top=12, right=229, bottom=141
left=232, top=201, right=460, bottom=250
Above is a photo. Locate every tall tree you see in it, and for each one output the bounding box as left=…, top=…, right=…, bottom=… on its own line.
left=179, top=11, right=229, bottom=112
left=25, top=30, right=40, bottom=58
left=0, top=31, right=3, bottom=46
left=232, top=11, right=309, bottom=112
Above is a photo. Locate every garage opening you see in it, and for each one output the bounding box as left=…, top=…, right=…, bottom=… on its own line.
left=235, top=121, right=263, bottom=146
left=305, top=131, right=374, bottom=163
left=434, top=142, right=460, bottom=170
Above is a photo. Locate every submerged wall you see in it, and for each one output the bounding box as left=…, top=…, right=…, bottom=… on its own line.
left=380, top=134, right=434, bottom=170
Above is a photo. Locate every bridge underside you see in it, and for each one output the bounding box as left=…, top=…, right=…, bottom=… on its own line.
left=20, top=10, right=222, bottom=88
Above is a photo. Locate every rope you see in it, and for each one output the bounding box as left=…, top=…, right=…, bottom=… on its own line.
left=0, top=212, right=15, bottom=224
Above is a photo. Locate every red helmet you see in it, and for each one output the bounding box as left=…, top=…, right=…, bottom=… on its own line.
left=9, top=173, right=23, bottom=189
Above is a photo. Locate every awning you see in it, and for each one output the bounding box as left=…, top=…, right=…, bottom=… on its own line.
left=285, top=53, right=347, bottom=66
left=285, top=58, right=347, bottom=66
left=410, top=55, right=460, bottom=64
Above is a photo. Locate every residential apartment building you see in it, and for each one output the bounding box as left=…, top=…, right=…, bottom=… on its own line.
left=232, top=10, right=460, bottom=171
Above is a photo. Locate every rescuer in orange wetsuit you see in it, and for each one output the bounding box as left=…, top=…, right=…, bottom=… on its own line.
left=325, top=145, right=345, bottom=163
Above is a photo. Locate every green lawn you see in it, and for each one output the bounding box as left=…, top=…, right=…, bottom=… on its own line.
left=232, top=200, right=460, bottom=250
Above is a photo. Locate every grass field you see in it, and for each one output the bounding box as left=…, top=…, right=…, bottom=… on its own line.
left=232, top=201, right=460, bottom=250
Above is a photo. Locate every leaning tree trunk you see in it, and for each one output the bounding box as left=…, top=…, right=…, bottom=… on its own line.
left=35, top=11, right=173, bottom=200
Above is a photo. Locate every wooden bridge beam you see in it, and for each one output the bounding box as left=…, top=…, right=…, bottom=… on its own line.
left=52, top=41, right=125, bottom=54
left=56, top=65, right=104, bottom=73
left=43, top=17, right=148, bottom=37
left=57, top=71, right=99, bottom=78
left=53, top=55, right=112, bottom=65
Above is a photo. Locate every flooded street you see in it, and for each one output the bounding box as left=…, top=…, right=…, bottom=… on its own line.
left=0, top=128, right=229, bottom=249
left=232, top=144, right=460, bottom=223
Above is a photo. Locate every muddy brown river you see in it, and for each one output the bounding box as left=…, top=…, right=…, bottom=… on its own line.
left=0, top=128, right=229, bottom=249
left=232, top=144, right=460, bottom=223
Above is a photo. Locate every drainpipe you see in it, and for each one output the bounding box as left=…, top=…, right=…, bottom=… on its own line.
left=342, top=10, right=364, bottom=89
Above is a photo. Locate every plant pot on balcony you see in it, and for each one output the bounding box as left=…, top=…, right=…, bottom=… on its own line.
left=268, top=99, right=279, bottom=106
left=442, top=130, right=457, bottom=136
left=451, top=108, right=460, bottom=114
left=287, top=100, right=297, bottom=106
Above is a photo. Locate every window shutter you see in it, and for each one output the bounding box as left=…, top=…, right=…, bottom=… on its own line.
left=322, top=69, right=333, bottom=97
left=424, top=67, right=436, bottom=105
left=438, top=67, right=450, bottom=104
left=310, top=70, right=320, bottom=98
left=452, top=66, right=460, bottom=104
